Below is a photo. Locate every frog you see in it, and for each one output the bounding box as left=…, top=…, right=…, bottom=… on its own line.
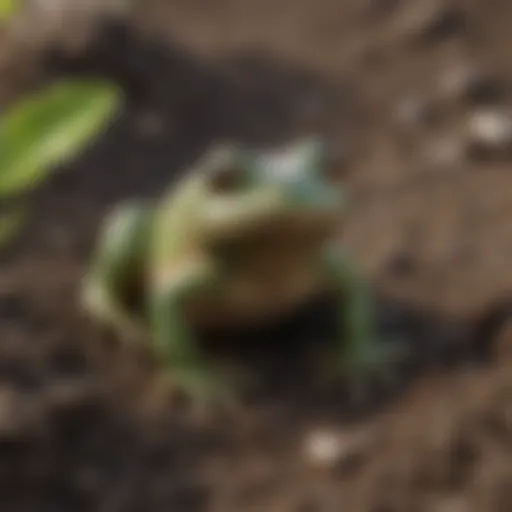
left=81, top=137, right=401, bottom=409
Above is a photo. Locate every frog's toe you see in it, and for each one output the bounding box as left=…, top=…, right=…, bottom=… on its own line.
left=166, top=364, right=244, bottom=416
left=342, top=339, right=408, bottom=403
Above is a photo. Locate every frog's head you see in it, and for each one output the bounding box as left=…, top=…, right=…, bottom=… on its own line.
left=199, top=137, right=348, bottom=229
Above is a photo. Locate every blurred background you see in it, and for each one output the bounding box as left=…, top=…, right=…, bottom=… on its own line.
left=2, top=0, right=512, bottom=510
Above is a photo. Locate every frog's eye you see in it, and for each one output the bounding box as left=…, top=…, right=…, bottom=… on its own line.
left=209, top=164, right=244, bottom=193
left=203, top=143, right=245, bottom=193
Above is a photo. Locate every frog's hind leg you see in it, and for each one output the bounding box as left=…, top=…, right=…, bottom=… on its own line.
left=81, top=201, right=152, bottom=341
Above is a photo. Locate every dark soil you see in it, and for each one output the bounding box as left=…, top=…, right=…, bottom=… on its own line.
left=3, top=0, right=512, bottom=510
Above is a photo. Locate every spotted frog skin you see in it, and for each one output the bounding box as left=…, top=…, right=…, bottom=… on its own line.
left=82, top=138, right=399, bottom=407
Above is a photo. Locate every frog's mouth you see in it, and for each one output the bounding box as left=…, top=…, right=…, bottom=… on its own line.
left=210, top=218, right=338, bottom=264
left=230, top=210, right=341, bottom=244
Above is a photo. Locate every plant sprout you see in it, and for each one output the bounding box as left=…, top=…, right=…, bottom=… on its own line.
left=0, top=80, right=122, bottom=247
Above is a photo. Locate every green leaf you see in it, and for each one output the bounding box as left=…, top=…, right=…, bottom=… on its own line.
left=0, top=0, right=18, bottom=22
left=0, top=79, right=122, bottom=196
left=0, top=209, right=25, bottom=247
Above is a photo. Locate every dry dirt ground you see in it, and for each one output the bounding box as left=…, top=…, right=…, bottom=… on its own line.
left=3, top=0, right=512, bottom=510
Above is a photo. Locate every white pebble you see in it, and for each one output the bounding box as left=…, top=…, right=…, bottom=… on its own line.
left=468, top=109, right=512, bottom=150
left=302, top=426, right=374, bottom=467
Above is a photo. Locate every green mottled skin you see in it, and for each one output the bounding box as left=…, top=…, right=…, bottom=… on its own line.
left=82, top=138, right=399, bottom=407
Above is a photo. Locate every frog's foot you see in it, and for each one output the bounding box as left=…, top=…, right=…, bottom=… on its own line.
left=322, top=337, right=408, bottom=405
left=163, top=362, right=251, bottom=417
left=82, top=280, right=146, bottom=344
left=344, top=338, right=409, bottom=405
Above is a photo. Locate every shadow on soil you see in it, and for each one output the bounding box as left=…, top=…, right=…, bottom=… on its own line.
left=199, top=292, right=509, bottom=423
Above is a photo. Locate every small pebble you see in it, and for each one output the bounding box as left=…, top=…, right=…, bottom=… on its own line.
left=398, top=0, right=464, bottom=42
left=438, top=63, right=498, bottom=104
left=302, top=426, right=374, bottom=468
left=467, top=109, right=512, bottom=154
left=304, top=429, right=343, bottom=466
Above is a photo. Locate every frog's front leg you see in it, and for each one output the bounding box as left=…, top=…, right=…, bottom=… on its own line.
left=82, top=201, right=151, bottom=342
left=320, top=245, right=404, bottom=401
left=148, top=261, right=240, bottom=411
